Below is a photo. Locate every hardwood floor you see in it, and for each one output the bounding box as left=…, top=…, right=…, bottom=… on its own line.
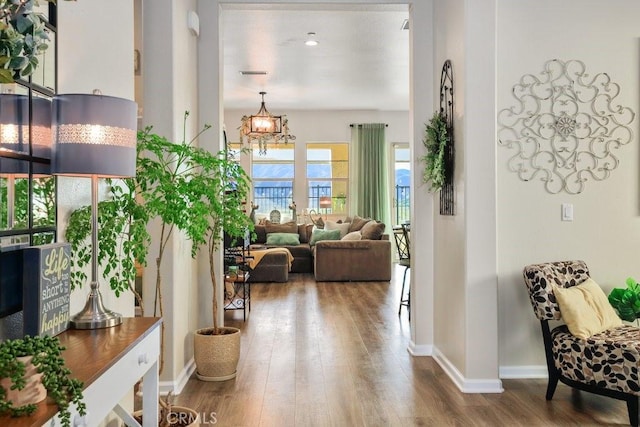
left=174, top=265, right=629, bottom=426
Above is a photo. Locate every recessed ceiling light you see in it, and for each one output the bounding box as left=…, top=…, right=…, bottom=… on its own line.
left=305, top=32, right=319, bottom=47
left=239, top=71, right=268, bottom=75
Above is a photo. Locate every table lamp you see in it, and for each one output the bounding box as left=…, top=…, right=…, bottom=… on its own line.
left=52, top=93, right=137, bottom=329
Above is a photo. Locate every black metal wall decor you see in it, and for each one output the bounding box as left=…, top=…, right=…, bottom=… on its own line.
left=439, top=60, right=455, bottom=215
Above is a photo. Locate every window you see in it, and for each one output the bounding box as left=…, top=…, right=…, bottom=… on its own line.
left=0, top=4, right=57, bottom=248
left=0, top=3, right=57, bottom=319
left=306, top=143, right=349, bottom=216
left=392, top=143, right=410, bottom=225
left=251, top=142, right=295, bottom=220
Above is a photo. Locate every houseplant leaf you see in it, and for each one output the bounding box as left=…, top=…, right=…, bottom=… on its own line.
left=608, top=279, right=640, bottom=322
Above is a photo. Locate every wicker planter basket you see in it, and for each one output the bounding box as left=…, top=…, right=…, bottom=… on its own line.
left=194, top=327, right=240, bottom=381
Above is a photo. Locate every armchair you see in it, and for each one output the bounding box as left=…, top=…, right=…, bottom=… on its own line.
left=522, top=260, right=640, bottom=426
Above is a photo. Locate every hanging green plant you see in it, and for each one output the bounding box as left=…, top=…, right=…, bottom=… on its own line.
left=420, top=111, right=449, bottom=192
left=0, top=335, right=86, bottom=427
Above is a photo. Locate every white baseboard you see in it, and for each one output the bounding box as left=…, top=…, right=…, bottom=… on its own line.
left=159, top=357, right=196, bottom=395
left=407, top=340, right=432, bottom=356
left=499, top=365, right=548, bottom=379
left=432, top=346, right=504, bottom=393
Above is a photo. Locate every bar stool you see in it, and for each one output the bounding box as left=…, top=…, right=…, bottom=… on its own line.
left=393, top=223, right=410, bottom=318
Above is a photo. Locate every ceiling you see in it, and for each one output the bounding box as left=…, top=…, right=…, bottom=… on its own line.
left=221, top=4, right=410, bottom=112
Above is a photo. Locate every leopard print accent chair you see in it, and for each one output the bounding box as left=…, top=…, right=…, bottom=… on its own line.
left=523, top=260, right=640, bottom=426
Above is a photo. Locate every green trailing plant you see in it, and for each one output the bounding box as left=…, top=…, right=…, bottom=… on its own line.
left=0, top=335, right=85, bottom=427
left=608, top=277, right=640, bottom=323
left=420, top=111, right=449, bottom=192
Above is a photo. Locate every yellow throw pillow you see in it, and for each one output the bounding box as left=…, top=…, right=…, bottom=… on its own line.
left=554, top=277, right=622, bottom=339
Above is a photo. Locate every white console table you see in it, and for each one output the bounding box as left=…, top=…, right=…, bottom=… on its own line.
left=0, top=317, right=162, bottom=427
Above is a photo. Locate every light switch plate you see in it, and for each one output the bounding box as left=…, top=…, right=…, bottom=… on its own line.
left=561, top=203, right=573, bottom=221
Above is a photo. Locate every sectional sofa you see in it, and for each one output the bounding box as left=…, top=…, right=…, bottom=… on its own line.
left=249, top=216, right=391, bottom=282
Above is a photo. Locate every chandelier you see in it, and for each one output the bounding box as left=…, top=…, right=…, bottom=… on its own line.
left=239, top=91, right=295, bottom=155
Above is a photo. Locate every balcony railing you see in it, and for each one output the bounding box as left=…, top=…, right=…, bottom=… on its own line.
left=395, top=185, right=410, bottom=225
left=253, top=184, right=409, bottom=223
left=253, top=186, right=293, bottom=215
left=308, top=185, right=348, bottom=215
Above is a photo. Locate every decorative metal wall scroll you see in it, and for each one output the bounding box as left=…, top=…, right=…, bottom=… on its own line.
left=439, top=60, right=455, bottom=215
left=497, top=59, right=635, bottom=194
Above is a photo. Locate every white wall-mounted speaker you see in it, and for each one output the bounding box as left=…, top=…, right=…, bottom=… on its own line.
left=187, top=10, right=200, bottom=37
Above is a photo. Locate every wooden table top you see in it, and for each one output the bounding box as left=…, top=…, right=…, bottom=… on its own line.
left=0, top=316, right=162, bottom=427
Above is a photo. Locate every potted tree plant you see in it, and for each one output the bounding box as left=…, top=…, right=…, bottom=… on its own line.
left=187, top=145, right=253, bottom=381
left=65, top=111, right=252, bottom=381
left=65, top=113, right=210, bottom=374
left=65, top=113, right=209, bottom=421
left=0, top=335, right=85, bottom=427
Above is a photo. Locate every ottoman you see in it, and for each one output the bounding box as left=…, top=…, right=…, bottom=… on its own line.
left=248, top=251, right=289, bottom=282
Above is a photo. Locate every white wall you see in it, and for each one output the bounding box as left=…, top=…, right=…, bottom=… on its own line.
left=406, top=0, right=436, bottom=358
left=142, top=0, right=200, bottom=390
left=433, top=0, right=466, bottom=375
left=497, top=0, right=640, bottom=376
left=428, top=0, right=500, bottom=391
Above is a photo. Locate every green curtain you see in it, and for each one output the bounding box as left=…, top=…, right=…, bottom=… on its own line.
left=350, top=123, right=390, bottom=228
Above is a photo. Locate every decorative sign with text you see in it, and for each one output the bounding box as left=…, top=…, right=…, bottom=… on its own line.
left=23, top=243, right=71, bottom=337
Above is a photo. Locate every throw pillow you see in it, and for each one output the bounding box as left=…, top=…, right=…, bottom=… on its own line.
left=554, top=277, right=622, bottom=339
left=309, top=228, right=341, bottom=246
left=349, top=215, right=371, bottom=232
left=360, top=220, right=386, bottom=240
left=252, top=225, right=267, bottom=244
left=265, top=220, right=297, bottom=234
left=266, top=232, right=300, bottom=246
left=325, top=220, right=350, bottom=239
left=298, top=224, right=310, bottom=243
left=341, top=231, right=362, bottom=241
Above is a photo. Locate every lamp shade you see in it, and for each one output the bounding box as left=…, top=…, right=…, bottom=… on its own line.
left=52, top=94, right=137, bottom=177
left=0, top=94, right=29, bottom=154
left=0, top=157, right=28, bottom=175
left=32, top=96, right=52, bottom=159
left=319, top=196, right=332, bottom=209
